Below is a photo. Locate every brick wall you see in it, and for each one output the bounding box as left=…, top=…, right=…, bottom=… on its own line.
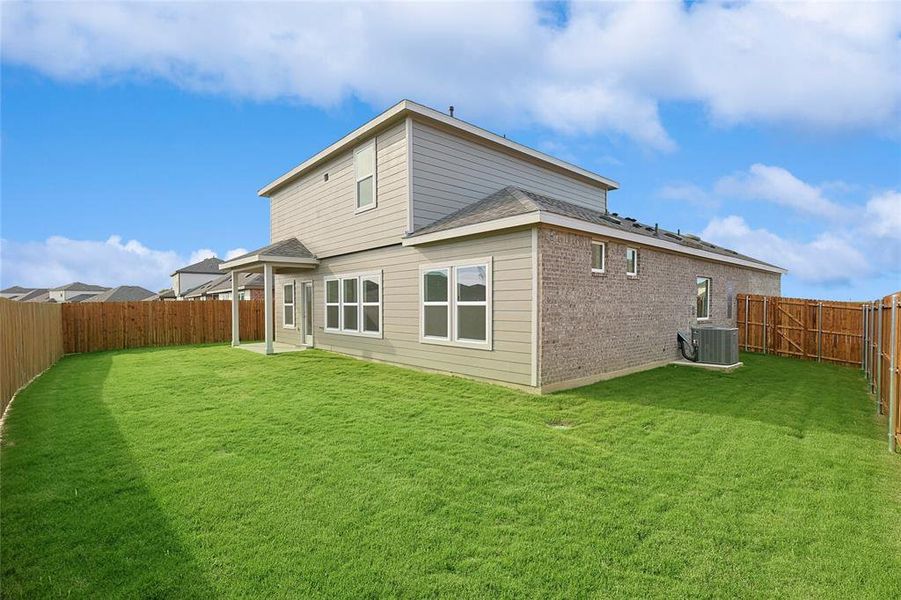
left=538, top=226, right=781, bottom=387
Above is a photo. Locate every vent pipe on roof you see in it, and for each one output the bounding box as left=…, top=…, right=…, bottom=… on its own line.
left=655, top=223, right=659, bottom=234
left=449, top=105, right=454, bottom=117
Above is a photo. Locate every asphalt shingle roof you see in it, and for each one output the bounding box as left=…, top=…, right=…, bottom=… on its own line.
left=85, top=286, right=156, bottom=302
left=226, top=238, right=316, bottom=263
left=1, top=286, right=35, bottom=294
left=67, top=294, right=95, bottom=303
left=50, top=282, right=110, bottom=292
left=407, top=186, right=780, bottom=270
left=172, top=257, right=224, bottom=276
left=144, top=289, right=176, bottom=301
left=15, top=288, right=49, bottom=302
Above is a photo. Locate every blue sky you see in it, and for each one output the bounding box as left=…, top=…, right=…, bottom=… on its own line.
left=1, top=1, right=899, bottom=299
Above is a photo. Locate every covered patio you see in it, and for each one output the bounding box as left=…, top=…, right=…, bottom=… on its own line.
left=219, top=238, right=318, bottom=355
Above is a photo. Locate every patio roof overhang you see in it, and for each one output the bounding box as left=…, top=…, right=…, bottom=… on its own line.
left=220, top=238, right=319, bottom=355
left=219, top=254, right=319, bottom=273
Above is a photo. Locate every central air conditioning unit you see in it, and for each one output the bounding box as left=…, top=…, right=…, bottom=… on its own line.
left=676, top=325, right=739, bottom=366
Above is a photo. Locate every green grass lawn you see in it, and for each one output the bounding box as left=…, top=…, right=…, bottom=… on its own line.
left=2, top=347, right=900, bottom=598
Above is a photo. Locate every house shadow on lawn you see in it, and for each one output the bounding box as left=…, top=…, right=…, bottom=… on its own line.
left=560, top=353, right=883, bottom=442
left=1, top=352, right=216, bottom=599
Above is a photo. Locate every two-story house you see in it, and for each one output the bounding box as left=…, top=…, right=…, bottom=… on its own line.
left=221, top=100, right=783, bottom=392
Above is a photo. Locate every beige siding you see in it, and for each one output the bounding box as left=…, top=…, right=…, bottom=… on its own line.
left=270, top=120, right=408, bottom=258
left=274, top=229, right=534, bottom=386
left=410, top=120, right=607, bottom=228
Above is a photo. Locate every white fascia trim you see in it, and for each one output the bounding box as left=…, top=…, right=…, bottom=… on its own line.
left=404, top=212, right=787, bottom=275
left=219, top=254, right=319, bottom=271
left=258, top=100, right=618, bottom=196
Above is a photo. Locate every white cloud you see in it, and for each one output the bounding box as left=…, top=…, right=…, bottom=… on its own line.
left=0, top=236, right=237, bottom=291
left=863, top=191, right=901, bottom=240
left=225, top=247, right=248, bottom=260
left=188, top=248, right=217, bottom=264
left=701, top=216, right=868, bottom=285
left=658, top=183, right=718, bottom=208
left=2, top=1, right=898, bottom=150
left=715, top=164, right=850, bottom=219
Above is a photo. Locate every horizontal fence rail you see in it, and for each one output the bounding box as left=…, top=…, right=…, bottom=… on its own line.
left=738, top=292, right=901, bottom=451
left=62, top=300, right=265, bottom=354
left=0, top=299, right=65, bottom=414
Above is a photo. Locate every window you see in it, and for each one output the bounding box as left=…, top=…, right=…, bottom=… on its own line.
left=422, top=269, right=449, bottom=339
left=324, top=272, right=382, bottom=336
left=283, top=283, right=295, bottom=328
left=591, top=241, right=606, bottom=273
left=326, top=280, right=340, bottom=330
left=626, top=247, right=639, bottom=276
left=354, top=140, right=376, bottom=211
left=697, top=277, right=711, bottom=320
left=421, top=259, right=492, bottom=348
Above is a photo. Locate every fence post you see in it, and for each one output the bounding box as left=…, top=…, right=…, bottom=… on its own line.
left=817, top=302, right=822, bottom=363
left=744, top=295, right=749, bottom=351
left=763, top=296, right=768, bottom=355
left=889, top=294, right=897, bottom=453
left=876, top=299, right=883, bottom=411
left=862, top=304, right=867, bottom=372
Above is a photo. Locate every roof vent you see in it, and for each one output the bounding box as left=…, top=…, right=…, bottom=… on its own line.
left=449, top=105, right=455, bottom=118
left=684, top=233, right=701, bottom=241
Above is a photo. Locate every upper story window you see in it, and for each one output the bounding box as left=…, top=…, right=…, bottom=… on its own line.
left=591, top=241, right=606, bottom=273
left=626, top=247, right=639, bottom=276
left=697, top=276, right=711, bottom=320
left=354, top=140, right=376, bottom=212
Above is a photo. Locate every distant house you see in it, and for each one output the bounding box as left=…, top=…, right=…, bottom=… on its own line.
left=171, top=257, right=224, bottom=299
left=84, top=285, right=155, bottom=303
left=144, top=288, right=177, bottom=301
left=0, top=286, right=36, bottom=300
left=48, top=282, right=110, bottom=303
left=14, top=288, right=50, bottom=302
left=183, top=273, right=263, bottom=301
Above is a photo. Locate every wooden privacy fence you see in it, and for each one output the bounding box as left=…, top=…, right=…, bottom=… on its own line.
left=737, top=292, right=901, bottom=451
left=0, top=299, right=65, bottom=415
left=62, top=300, right=265, bottom=353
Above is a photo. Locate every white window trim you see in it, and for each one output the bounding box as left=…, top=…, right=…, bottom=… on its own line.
left=323, top=270, right=383, bottom=338
left=419, top=257, right=493, bottom=351
left=697, top=276, right=711, bottom=321
left=283, top=282, right=295, bottom=329
left=591, top=240, right=606, bottom=274
left=354, top=139, right=377, bottom=213
left=626, top=247, right=639, bottom=277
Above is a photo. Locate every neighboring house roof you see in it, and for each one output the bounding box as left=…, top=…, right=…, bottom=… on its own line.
left=405, top=186, right=785, bottom=274
left=18, top=289, right=51, bottom=302
left=67, top=293, right=95, bottom=303
left=183, top=274, right=230, bottom=299
left=171, top=257, right=224, bottom=276
left=16, top=288, right=50, bottom=302
left=185, top=273, right=265, bottom=298
left=84, top=286, right=155, bottom=302
left=219, top=238, right=318, bottom=271
left=144, top=288, right=176, bottom=301
left=50, top=282, right=110, bottom=292
left=1, top=286, right=34, bottom=294
left=258, top=100, right=619, bottom=197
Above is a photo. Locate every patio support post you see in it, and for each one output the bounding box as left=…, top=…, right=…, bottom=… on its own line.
left=231, top=271, right=240, bottom=347
left=264, top=263, right=274, bottom=355
left=889, top=295, right=897, bottom=453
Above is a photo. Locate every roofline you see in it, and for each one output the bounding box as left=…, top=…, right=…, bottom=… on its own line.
left=402, top=213, right=787, bottom=275
left=258, top=100, right=620, bottom=197
left=219, top=254, right=319, bottom=271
